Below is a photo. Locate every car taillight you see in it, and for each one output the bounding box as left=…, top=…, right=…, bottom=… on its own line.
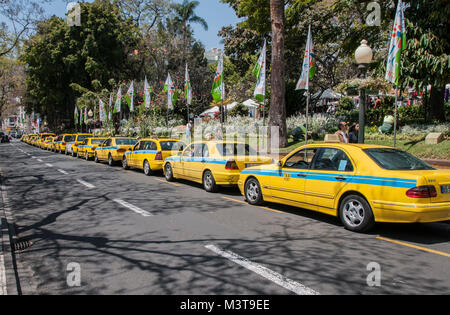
left=62, top=142, right=66, bottom=145
left=225, top=160, right=239, bottom=170
left=91, top=148, right=96, bottom=151
left=155, top=151, right=163, bottom=161
left=117, top=149, right=127, bottom=154
left=75, top=144, right=80, bottom=147
left=406, top=186, right=437, bottom=198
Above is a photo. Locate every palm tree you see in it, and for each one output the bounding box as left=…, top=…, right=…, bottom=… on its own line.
left=269, top=0, right=287, bottom=148
left=171, top=0, right=208, bottom=63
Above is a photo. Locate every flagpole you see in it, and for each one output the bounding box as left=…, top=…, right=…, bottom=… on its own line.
left=305, top=91, right=309, bottom=145
left=394, top=87, right=399, bottom=148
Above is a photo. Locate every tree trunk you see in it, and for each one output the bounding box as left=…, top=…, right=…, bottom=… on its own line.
left=269, top=0, right=287, bottom=149
left=429, top=86, right=445, bottom=122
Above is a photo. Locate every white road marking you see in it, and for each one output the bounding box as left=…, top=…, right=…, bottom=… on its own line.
left=45, top=163, right=53, bottom=168
left=113, top=199, right=153, bottom=217
left=205, top=244, right=319, bottom=295
left=37, top=159, right=43, bottom=162
left=0, top=255, right=6, bottom=295
left=58, top=169, right=69, bottom=175
left=76, top=179, right=96, bottom=189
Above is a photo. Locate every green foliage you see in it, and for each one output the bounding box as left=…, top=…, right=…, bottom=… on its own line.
left=228, top=103, right=249, bottom=117
left=398, top=105, right=426, bottom=126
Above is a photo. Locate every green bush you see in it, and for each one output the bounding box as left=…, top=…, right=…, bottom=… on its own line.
left=228, top=104, right=249, bottom=117
left=398, top=105, right=426, bottom=125
left=337, top=97, right=355, bottom=112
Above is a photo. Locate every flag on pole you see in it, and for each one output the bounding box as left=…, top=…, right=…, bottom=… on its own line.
left=385, top=0, right=408, bottom=86
left=94, top=105, right=97, bottom=121
left=79, top=106, right=83, bottom=126
left=211, top=54, right=225, bottom=103
left=114, top=87, right=122, bottom=113
left=108, top=94, right=113, bottom=121
left=144, top=76, right=152, bottom=108
left=296, top=25, right=316, bottom=91
left=74, top=106, right=79, bottom=124
left=164, top=73, right=175, bottom=110
left=125, top=81, right=134, bottom=112
left=185, top=64, right=192, bottom=105
left=253, top=39, right=267, bottom=103
left=99, top=99, right=105, bottom=122
left=84, top=106, right=87, bottom=123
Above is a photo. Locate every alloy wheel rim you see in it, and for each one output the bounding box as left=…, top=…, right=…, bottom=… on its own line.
left=246, top=181, right=259, bottom=202
left=343, top=199, right=365, bottom=227
left=165, top=165, right=172, bottom=178
left=144, top=162, right=150, bottom=174
left=205, top=173, right=213, bottom=189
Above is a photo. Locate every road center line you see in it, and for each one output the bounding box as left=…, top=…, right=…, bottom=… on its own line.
left=45, top=163, right=53, bottom=168
left=377, top=237, right=450, bottom=258
left=58, top=169, right=69, bottom=175
left=113, top=199, right=152, bottom=217
left=76, top=179, right=96, bottom=189
left=37, top=159, right=43, bottom=163
left=205, top=244, right=319, bottom=295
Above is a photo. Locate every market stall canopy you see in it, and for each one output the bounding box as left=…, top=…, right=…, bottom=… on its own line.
left=313, top=89, right=342, bottom=100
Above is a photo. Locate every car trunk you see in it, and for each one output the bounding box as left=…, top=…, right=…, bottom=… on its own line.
left=233, top=156, right=273, bottom=170
left=423, top=170, right=450, bottom=203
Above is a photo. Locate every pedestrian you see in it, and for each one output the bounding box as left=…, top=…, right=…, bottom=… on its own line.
left=334, top=121, right=349, bottom=144
left=348, top=123, right=359, bottom=143
left=185, top=120, right=193, bottom=143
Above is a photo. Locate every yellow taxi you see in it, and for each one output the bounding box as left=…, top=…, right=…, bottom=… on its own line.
left=66, top=133, right=93, bottom=157
left=77, top=137, right=108, bottom=160
left=164, top=141, right=273, bottom=192
left=239, top=143, right=450, bottom=232
left=94, top=137, right=138, bottom=166
left=123, top=138, right=186, bottom=175
left=31, top=135, right=39, bottom=146
left=41, top=136, right=55, bottom=150
left=38, top=133, right=56, bottom=148
left=54, top=134, right=76, bottom=154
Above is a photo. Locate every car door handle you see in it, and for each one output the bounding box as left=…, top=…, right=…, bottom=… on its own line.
left=335, top=176, right=347, bottom=181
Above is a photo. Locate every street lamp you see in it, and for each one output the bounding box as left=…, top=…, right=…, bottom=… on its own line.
left=355, top=40, right=373, bottom=144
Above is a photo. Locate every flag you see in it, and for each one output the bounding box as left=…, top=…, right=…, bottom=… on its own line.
left=84, top=106, right=87, bottom=122
left=144, top=76, right=152, bottom=108
left=74, top=106, right=79, bottom=123
left=125, top=81, right=134, bottom=112
left=164, top=73, right=175, bottom=110
left=94, top=105, right=97, bottom=121
left=79, top=106, right=83, bottom=126
left=253, top=39, right=267, bottom=103
left=99, top=99, right=105, bottom=122
left=114, top=87, right=122, bottom=113
left=211, top=54, right=225, bottom=103
left=185, top=64, right=192, bottom=105
left=385, top=0, right=408, bottom=86
left=296, top=25, right=316, bottom=91
left=108, top=94, right=113, bottom=121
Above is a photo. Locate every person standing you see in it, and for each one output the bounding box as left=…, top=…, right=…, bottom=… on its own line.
left=335, top=122, right=349, bottom=144
left=348, top=123, right=359, bottom=143
left=185, top=120, right=193, bottom=143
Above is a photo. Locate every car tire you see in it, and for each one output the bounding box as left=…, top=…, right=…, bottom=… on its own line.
left=164, top=163, right=174, bottom=182
left=72, top=150, right=76, bottom=157
left=143, top=160, right=152, bottom=176
left=203, top=170, right=218, bottom=193
left=245, top=178, right=264, bottom=206
left=339, top=195, right=375, bottom=233
left=85, top=152, right=90, bottom=161
left=123, top=156, right=129, bottom=170
left=94, top=154, right=99, bottom=163
left=108, top=154, right=115, bottom=167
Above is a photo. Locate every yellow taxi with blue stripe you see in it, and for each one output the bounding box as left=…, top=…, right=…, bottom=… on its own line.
left=38, top=133, right=55, bottom=148
left=41, top=136, right=55, bottom=150
left=94, top=137, right=138, bottom=166
left=66, top=133, right=93, bottom=157
left=239, top=143, right=450, bottom=232
left=54, top=134, right=76, bottom=154
left=49, top=135, right=62, bottom=152
left=77, top=137, right=108, bottom=160
left=122, top=138, right=186, bottom=175
left=164, top=141, right=273, bottom=192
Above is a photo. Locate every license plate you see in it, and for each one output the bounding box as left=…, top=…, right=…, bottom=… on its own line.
left=245, top=163, right=260, bottom=168
left=441, top=185, right=450, bottom=194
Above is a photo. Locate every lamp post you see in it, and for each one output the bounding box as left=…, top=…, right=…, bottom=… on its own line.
left=354, top=40, right=373, bottom=144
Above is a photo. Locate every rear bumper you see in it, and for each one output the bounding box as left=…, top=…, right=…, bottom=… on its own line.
left=372, top=201, right=450, bottom=223
left=214, top=171, right=240, bottom=185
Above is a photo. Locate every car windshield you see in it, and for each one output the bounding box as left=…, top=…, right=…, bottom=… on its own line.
left=77, top=135, right=90, bottom=142
left=64, top=135, right=75, bottom=142
left=116, top=138, right=137, bottom=146
left=364, top=148, right=435, bottom=171
left=91, top=139, right=106, bottom=145
left=160, top=141, right=185, bottom=151
left=216, top=143, right=258, bottom=156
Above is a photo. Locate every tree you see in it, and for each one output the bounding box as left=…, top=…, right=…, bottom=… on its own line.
left=21, top=1, right=141, bottom=130
left=171, top=0, right=208, bottom=64
left=269, top=0, right=287, bottom=148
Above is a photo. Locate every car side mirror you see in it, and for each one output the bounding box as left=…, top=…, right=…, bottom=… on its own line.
left=278, top=161, right=283, bottom=168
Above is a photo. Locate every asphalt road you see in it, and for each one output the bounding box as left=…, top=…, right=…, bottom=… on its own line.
left=1, top=140, right=449, bottom=295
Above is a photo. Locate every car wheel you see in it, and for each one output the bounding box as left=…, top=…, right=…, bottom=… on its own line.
left=203, top=170, right=218, bottom=193
left=122, top=156, right=129, bottom=170
left=108, top=154, right=115, bottom=166
left=94, top=154, right=99, bottom=163
left=339, top=195, right=375, bottom=233
left=143, top=160, right=152, bottom=176
left=72, top=150, right=76, bottom=157
left=245, top=178, right=264, bottom=205
left=164, top=163, right=174, bottom=182
left=85, top=152, right=90, bottom=161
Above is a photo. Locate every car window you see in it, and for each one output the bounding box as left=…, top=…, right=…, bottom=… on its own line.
left=91, top=139, right=106, bottom=145
left=284, top=149, right=318, bottom=170
left=104, top=139, right=112, bottom=147
left=160, top=141, right=185, bottom=152
left=193, top=144, right=206, bottom=157
left=364, top=148, right=434, bottom=171
left=183, top=144, right=195, bottom=157
left=143, top=141, right=157, bottom=151
left=312, top=148, right=354, bottom=172
left=64, top=135, right=75, bottom=142
left=77, top=135, right=90, bottom=142
left=203, top=144, right=210, bottom=158
left=216, top=143, right=257, bottom=156
left=116, top=138, right=138, bottom=146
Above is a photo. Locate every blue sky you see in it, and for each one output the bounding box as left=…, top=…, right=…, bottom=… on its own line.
left=39, top=0, right=241, bottom=50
